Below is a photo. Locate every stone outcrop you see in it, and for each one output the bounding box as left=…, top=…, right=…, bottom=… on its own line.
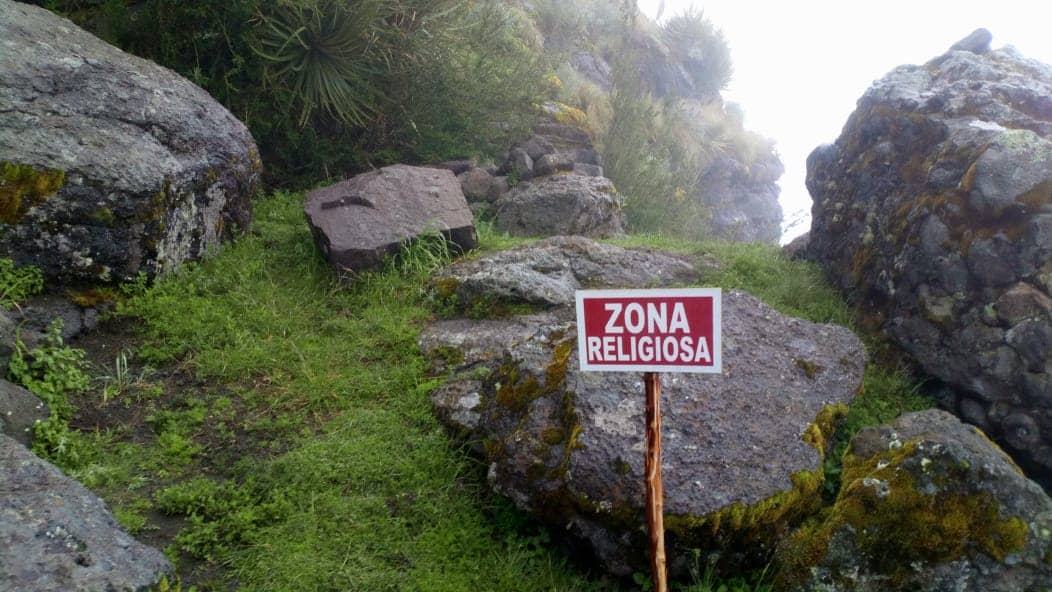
left=0, top=0, right=260, bottom=284
left=779, top=409, right=1052, bottom=591
left=432, top=236, right=699, bottom=310
left=305, top=164, right=477, bottom=273
left=422, top=237, right=866, bottom=576
left=0, top=380, right=48, bottom=447
left=805, top=33, right=1052, bottom=483
left=493, top=175, right=624, bottom=238
left=697, top=151, right=784, bottom=244
left=1, top=434, right=172, bottom=591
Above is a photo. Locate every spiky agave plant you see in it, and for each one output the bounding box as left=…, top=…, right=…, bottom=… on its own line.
left=661, top=8, right=733, bottom=95
left=253, top=0, right=389, bottom=127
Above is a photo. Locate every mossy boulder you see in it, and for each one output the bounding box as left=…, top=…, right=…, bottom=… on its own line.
left=420, top=238, right=866, bottom=577
left=805, top=30, right=1052, bottom=484
left=778, top=409, right=1052, bottom=591
left=0, top=0, right=259, bottom=285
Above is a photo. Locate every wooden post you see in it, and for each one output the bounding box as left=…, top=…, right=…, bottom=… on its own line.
left=644, top=371, right=667, bottom=592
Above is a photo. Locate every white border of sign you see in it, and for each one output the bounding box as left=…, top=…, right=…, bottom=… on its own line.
left=574, top=288, right=722, bottom=374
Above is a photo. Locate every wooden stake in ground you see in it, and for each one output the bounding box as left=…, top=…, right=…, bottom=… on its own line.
left=644, top=371, right=667, bottom=592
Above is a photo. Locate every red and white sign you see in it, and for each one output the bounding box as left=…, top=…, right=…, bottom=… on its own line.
left=575, top=288, right=721, bottom=373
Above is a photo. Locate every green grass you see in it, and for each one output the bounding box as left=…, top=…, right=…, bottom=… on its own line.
left=65, top=191, right=622, bottom=590
left=11, top=191, right=926, bottom=591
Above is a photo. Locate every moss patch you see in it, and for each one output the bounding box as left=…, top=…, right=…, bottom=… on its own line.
left=0, top=162, right=65, bottom=224
left=780, top=438, right=1030, bottom=588
left=794, top=358, right=823, bottom=380
left=663, top=404, right=843, bottom=570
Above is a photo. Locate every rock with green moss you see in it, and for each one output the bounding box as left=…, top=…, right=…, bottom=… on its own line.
left=805, top=30, right=1052, bottom=485
left=0, top=0, right=259, bottom=285
left=421, top=239, right=866, bottom=576
left=778, top=409, right=1052, bottom=591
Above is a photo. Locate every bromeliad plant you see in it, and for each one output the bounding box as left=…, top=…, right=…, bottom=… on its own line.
left=253, top=0, right=386, bottom=127
left=252, top=0, right=463, bottom=127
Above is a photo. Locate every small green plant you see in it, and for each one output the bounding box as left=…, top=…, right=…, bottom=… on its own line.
left=0, top=258, right=43, bottom=309
left=822, top=367, right=933, bottom=497
left=8, top=319, right=94, bottom=468
left=155, top=477, right=291, bottom=561
left=98, top=349, right=157, bottom=404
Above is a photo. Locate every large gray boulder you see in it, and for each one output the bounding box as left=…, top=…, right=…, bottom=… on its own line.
left=433, top=236, right=699, bottom=310
left=779, top=409, right=1052, bottom=591
left=0, top=379, right=48, bottom=447
left=0, top=434, right=172, bottom=591
left=422, top=238, right=866, bottom=576
left=494, top=175, right=624, bottom=238
left=0, top=0, right=260, bottom=284
left=805, top=33, right=1052, bottom=484
left=305, top=164, right=477, bottom=273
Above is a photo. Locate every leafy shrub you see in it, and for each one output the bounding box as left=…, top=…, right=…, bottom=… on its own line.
left=0, top=258, right=43, bottom=309
left=600, top=57, right=709, bottom=237
left=7, top=319, right=94, bottom=468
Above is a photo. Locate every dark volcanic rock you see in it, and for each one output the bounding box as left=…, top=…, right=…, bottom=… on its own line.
left=805, top=35, right=1052, bottom=483
left=422, top=238, right=866, bottom=576
left=0, top=379, right=48, bottom=447
left=0, top=0, right=259, bottom=284
left=457, top=167, right=494, bottom=202
left=0, top=295, right=100, bottom=370
left=494, top=175, right=624, bottom=238
left=779, top=409, right=1052, bottom=591
left=0, top=434, right=172, bottom=591
left=533, top=153, right=574, bottom=177
left=305, top=164, right=477, bottom=273
left=782, top=232, right=811, bottom=260
left=516, top=135, right=557, bottom=162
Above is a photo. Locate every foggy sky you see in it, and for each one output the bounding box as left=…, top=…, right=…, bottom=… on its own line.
left=636, top=0, right=1052, bottom=242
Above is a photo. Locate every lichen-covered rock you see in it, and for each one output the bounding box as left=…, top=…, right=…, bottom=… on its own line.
left=0, top=379, right=48, bottom=447
left=779, top=409, right=1052, bottom=591
left=432, top=236, right=698, bottom=311
left=0, top=434, right=172, bottom=590
left=305, top=164, right=477, bottom=273
left=0, top=0, right=259, bottom=284
left=494, top=175, right=624, bottom=238
left=805, top=32, right=1052, bottom=483
left=422, top=238, right=866, bottom=576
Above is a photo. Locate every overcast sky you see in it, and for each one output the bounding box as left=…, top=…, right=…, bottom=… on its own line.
left=635, top=0, right=1052, bottom=242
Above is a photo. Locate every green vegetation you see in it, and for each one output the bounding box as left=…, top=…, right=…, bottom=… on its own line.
left=0, top=162, right=65, bottom=224
left=28, top=193, right=622, bottom=590
left=779, top=437, right=1029, bottom=588
left=47, top=0, right=548, bottom=187
left=0, top=257, right=44, bottom=309
left=7, top=320, right=95, bottom=469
